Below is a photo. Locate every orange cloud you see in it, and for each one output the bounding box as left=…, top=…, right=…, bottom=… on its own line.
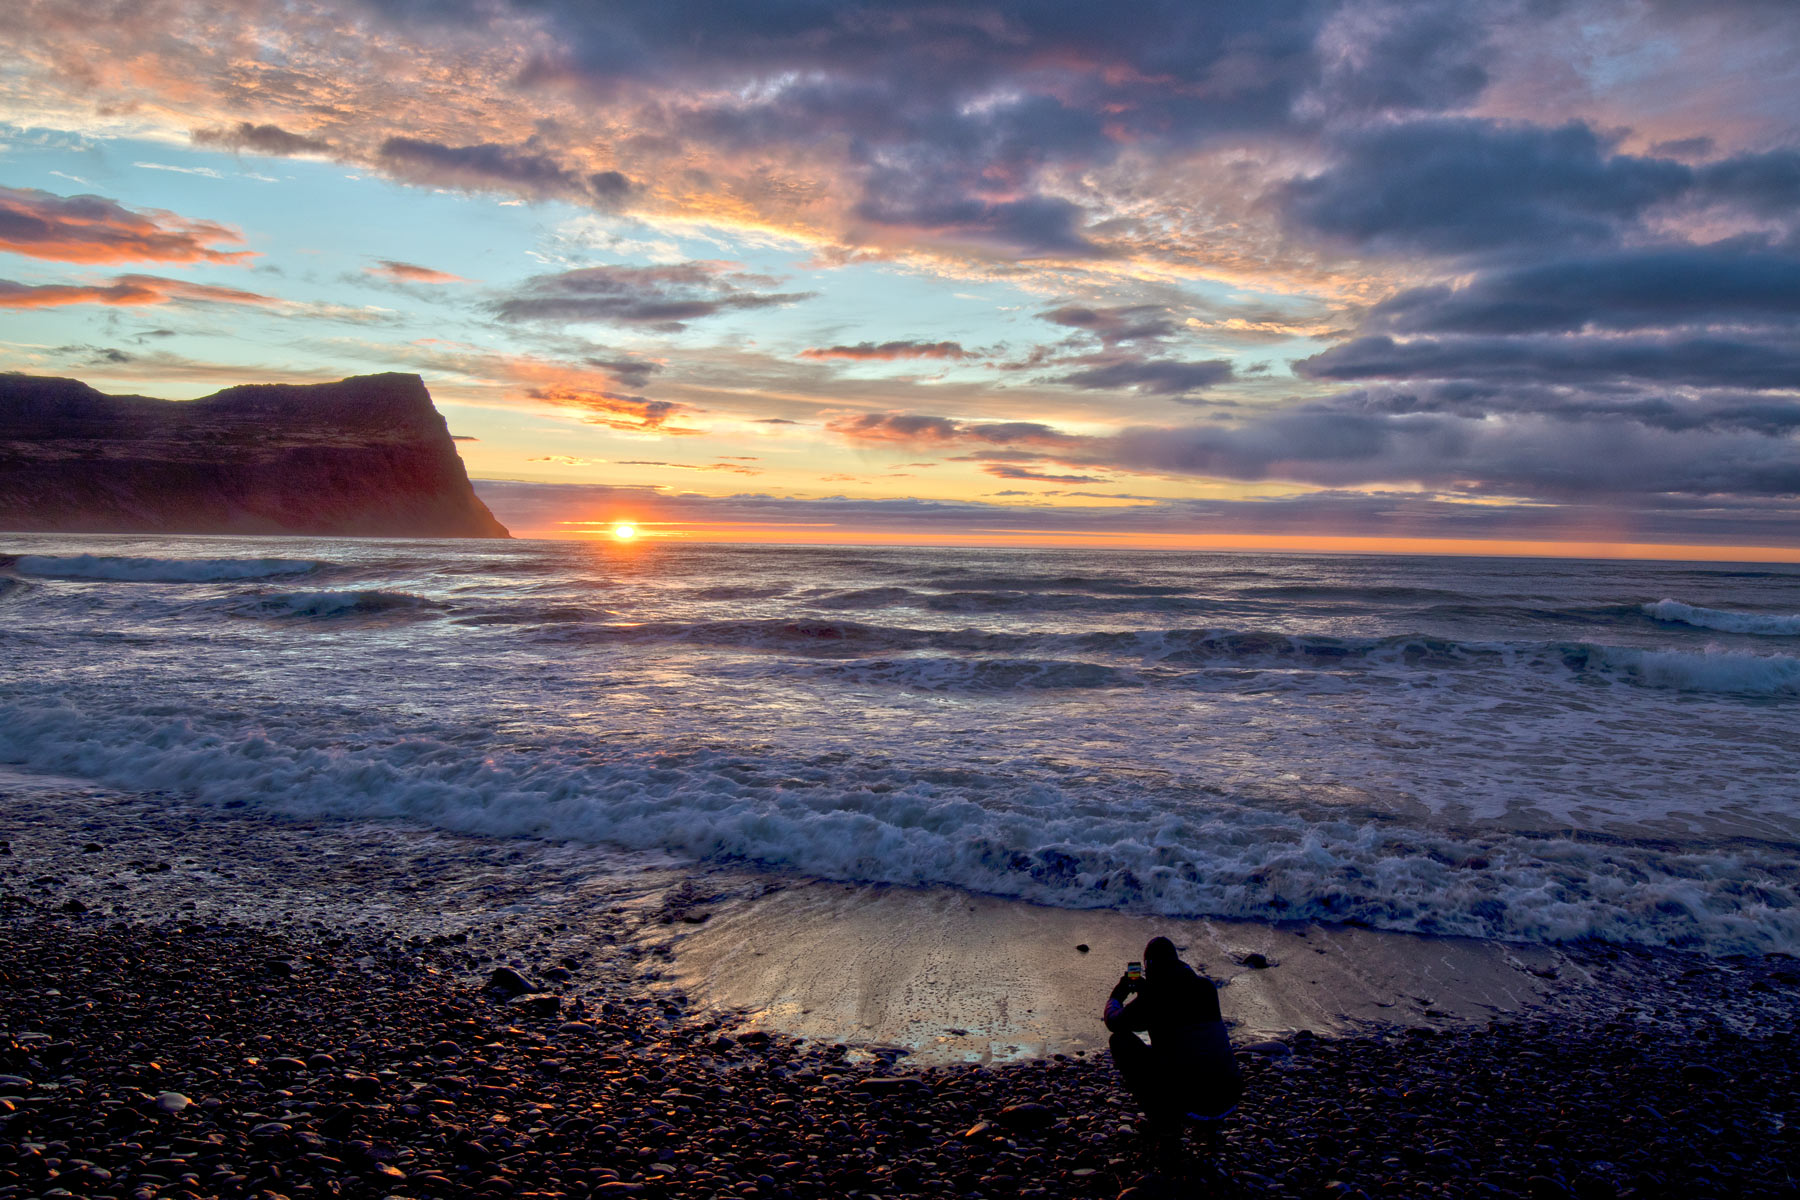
left=0, top=274, right=275, bottom=309
left=366, top=260, right=469, bottom=284
left=0, top=185, right=252, bottom=265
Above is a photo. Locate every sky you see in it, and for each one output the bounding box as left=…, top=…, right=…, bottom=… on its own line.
left=3, top=0, right=1799, bottom=556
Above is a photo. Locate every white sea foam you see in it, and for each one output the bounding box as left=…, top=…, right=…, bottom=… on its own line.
left=16, top=554, right=320, bottom=582
left=0, top=695, right=1793, bottom=955
left=1645, top=598, right=1800, bottom=636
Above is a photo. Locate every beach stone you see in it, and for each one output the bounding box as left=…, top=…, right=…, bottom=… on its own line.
left=509, top=993, right=562, bottom=1016
left=487, top=967, right=535, bottom=996
left=997, top=1102, right=1056, bottom=1132
left=1076, top=944, right=1090, bottom=953
left=61, top=898, right=88, bottom=913
left=1528, top=1176, right=1573, bottom=1199
left=1242, top=1040, right=1291, bottom=1057
left=152, top=1091, right=191, bottom=1113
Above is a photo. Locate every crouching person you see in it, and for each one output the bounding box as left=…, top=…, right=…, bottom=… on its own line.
left=1104, top=935, right=1241, bottom=1139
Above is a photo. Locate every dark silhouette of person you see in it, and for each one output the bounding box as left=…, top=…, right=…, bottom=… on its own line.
left=1104, top=936, right=1241, bottom=1135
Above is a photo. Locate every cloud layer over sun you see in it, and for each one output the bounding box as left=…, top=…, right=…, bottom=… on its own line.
left=1, top=0, right=1797, bottom=552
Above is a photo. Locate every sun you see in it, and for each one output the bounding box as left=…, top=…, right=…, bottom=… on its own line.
left=611, top=523, right=637, bottom=541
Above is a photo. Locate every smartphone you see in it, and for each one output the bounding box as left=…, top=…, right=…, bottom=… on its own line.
left=1125, top=960, right=1144, bottom=983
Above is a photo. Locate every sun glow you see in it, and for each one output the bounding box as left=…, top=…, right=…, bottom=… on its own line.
left=612, top=523, right=637, bottom=541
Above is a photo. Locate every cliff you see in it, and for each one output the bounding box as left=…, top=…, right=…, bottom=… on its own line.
left=0, top=373, right=509, bottom=538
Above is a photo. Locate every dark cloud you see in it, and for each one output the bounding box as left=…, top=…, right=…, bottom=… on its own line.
left=828, top=412, right=1080, bottom=450
left=492, top=263, right=812, bottom=330
left=0, top=185, right=251, bottom=264
left=1296, top=332, right=1800, bottom=391
left=1282, top=118, right=1800, bottom=260
left=1040, top=305, right=1177, bottom=345
left=1103, top=408, right=1800, bottom=498
left=1366, top=247, right=1800, bottom=335
left=376, top=137, right=633, bottom=204
left=583, top=356, right=661, bottom=389
left=1336, top=382, right=1800, bottom=437
left=799, top=340, right=972, bottom=361
left=1309, top=0, right=1496, bottom=115
left=1280, top=119, right=1691, bottom=255
left=1056, top=358, right=1235, bottom=396
left=982, top=464, right=1110, bottom=484
left=192, top=122, right=331, bottom=156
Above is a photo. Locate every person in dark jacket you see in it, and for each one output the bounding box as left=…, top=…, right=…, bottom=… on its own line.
left=1104, top=935, right=1240, bottom=1134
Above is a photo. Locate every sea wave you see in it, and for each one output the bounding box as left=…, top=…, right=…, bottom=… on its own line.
left=0, top=696, right=1793, bottom=955
left=16, top=554, right=322, bottom=582
left=227, top=590, right=444, bottom=620
left=546, top=618, right=1800, bottom=696
left=1644, top=598, right=1800, bottom=636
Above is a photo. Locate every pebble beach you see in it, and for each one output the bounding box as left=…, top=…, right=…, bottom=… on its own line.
left=5, top=773, right=1799, bottom=1199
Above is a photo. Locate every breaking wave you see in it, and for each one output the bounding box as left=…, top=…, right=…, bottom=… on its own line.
left=1645, top=598, right=1800, bottom=636
left=16, top=554, right=322, bottom=582
left=0, top=695, right=1793, bottom=955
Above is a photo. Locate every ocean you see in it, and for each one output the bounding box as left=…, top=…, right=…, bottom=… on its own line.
left=2, top=534, right=1796, bottom=957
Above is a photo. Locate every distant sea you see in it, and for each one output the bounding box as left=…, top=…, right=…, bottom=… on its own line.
left=3, top=535, right=1796, bottom=956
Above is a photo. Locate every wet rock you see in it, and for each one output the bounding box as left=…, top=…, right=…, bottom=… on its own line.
left=997, top=1102, right=1056, bottom=1132
left=487, top=966, right=535, bottom=997
left=152, top=1091, right=191, bottom=1113
left=508, top=993, right=562, bottom=1016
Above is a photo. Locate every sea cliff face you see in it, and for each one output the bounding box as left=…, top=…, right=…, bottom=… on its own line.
left=0, top=372, right=509, bottom=537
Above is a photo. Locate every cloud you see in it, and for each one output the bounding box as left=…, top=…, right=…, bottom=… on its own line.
left=0, top=185, right=252, bottom=265
left=195, top=122, right=336, bottom=156
left=1280, top=119, right=1692, bottom=256
left=492, top=262, right=812, bottom=330
left=827, top=412, right=1080, bottom=450
left=982, top=464, right=1110, bottom=484
left=1040, top=305, right=1178, bottom=345
left=1055, top=357, right=1235, bottom=396
left=1365, top=246, right=1800, bottom=335
left=1281, top=118, right=1800, bottom=260
left=523, top=384, right=703, bottom=435
left=192, top=122, right=332, bottom=156
left=376, top=137, right=634, bottom=205
left=0, top=274, right=275, bottom=309
left=799, top=340, right=972, bottom=361
left=366, top=260, right=469, bottom=284
left=1296, top=332, right=1800, bottom=391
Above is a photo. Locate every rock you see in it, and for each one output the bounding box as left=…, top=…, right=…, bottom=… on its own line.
left=263, top=958, right=296, bottom=977
left=152, top=1092, right=191, bottom=1113
left=487, top=966, right=536, bottom=997
left=1076, top=944, right=1090, bottom=953
left=996, top=1102, right=1057, bottom=1132
left=82, top=842, right=102, bottom=852
left=1681, top=1063, right=1725, bottom=1086
left=508, top=993, right=562, bottom=1016
left=1528, top=1176, right=1573, bottom=1200
left=61, top=898, right=88, bottom=913
left=1241, top=1040, right=1291, bottom=1057
left=0, top=372, right=509, bottom=537
left=1240, top=952, right=1271, bottom=969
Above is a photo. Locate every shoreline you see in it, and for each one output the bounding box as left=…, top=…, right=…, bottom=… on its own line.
left=4, top=768, right=1800, bottom=1196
